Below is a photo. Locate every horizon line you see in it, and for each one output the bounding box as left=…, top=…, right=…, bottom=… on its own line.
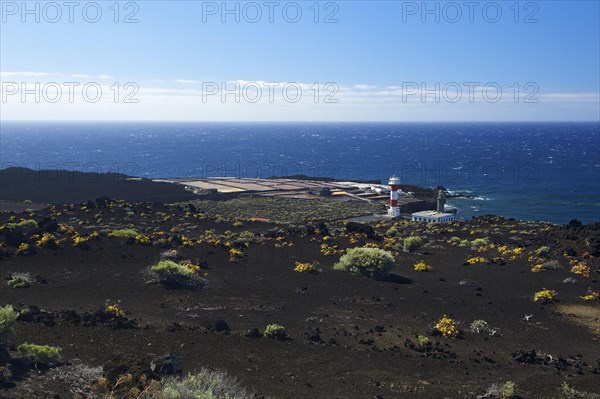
left=1, top=120, right=599, bottom=124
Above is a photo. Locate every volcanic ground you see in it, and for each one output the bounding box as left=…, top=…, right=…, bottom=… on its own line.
left=0, top=181, right=599, bottom=398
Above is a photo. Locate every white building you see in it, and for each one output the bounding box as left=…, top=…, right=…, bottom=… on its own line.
left=411, top=190, right=455, bottom=223
left=411, top=210, right=455, bottom=223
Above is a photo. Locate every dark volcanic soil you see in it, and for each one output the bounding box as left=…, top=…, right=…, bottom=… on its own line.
left=0, top=168, right=197, bottom=204
left=0, top=196, right=599, bottom=398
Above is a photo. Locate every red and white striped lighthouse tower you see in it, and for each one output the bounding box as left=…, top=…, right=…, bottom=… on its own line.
left=387, top=176, right=401, bottom=217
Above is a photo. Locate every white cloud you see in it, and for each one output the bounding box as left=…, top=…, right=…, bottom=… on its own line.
left=354, top=84, right=377, bottom=90
left=1, top=73, right=598, bottom=120
left=0, top=71, right=52, bottom=77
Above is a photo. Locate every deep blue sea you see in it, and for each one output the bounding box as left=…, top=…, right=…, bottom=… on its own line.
left=1, top=122, right=599, bottom=224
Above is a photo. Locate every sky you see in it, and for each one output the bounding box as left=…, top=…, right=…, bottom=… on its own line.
left=1, top=0, right=599, bottom=121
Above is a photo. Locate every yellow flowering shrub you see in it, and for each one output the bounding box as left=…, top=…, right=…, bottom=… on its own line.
left=294, top=262, right=318, bottom=274
left=73, top=234, right=90, bottom=248
left=134, top=234, right=151, bottom=246
left=181, top=235, right=194, bottom=248
left=36, top=232, right=60, bottom=248
left=16, top=242, right=31, bottom=255
left=229, top=248, right=244, bottom=262
left=531, top=264, right=546, bottom=273
left=434, top=316, right=459, bottom=338
left=275, top=236, right=294, bottom=248
left=465, top=256, right=487, bottom=265
left=363, top=242, right=380, bottom=248
left=571, top=263, right=591, bottom=278
left=414, top=260, right=432, bottom=272
left=581, top=291, right=599, bottom=301
left=320, top=243, right=342, bottom=256
left=104, top=301, right=125, bottom=318
left=534, top=289, right=557, bottom=302
left=182, top=261, right=202, bottom=273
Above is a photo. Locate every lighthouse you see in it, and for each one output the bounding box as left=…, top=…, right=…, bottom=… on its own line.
left=387, top=176, right=401, bottom=218
left=436, top=190, right=446, bottom=213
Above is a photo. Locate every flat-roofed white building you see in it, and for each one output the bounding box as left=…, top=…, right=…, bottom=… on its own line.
left=411, top=211, right=455, bottom=223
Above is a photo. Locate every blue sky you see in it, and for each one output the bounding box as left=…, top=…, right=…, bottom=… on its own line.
left=1, top=0, right=599, bottom=121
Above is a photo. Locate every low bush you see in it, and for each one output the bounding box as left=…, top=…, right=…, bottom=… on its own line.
left=36, top=232, right=60, bottom=248
left=334, top=247, right=395, bottom=279
left=385, top=227, right=398, bottom=237
left=264, top=324, right=287, bottom=340
left=15, top=242, right=35, bottom=256
left=49, top=364, right=103, bottom=397
left=501, top=381, right=516, bottom=399
left=135, top=234, right=151, bottom=245
left=534, top=288, right=557, bottom=303
left=294, top=261, right=318, bottom=274
left=469, top=319, right=489, bottom=334
left=5, top=219, right=38, bottom=229
left=150, top=260, right=206, bottom=288
left=570, top=262, right=591, bottom=278
left=104, top=301, right=126, bottom=318
left=581, top=290, right=599, bottom=301
left=470, top=238, right=489, bottom=250
left=161, top=368, right=253, bottom=399
left=17, top=343, right=61, bottom=364
left=414, top=260, right=432, bottom=272
left=465, top=256, right=487, bottom=265
left=7, top=273, right=33, bottom=288
left=417, top=335, right=430, bottom=349
left=403, top=236, right=424, bottom=252
left=535, top=246, right=551, bottom=257
left=109, top=229, right=138, bottom=238
left=0, top=305, right=18, bottom=342
left=434, top=316, right=459, bottom=338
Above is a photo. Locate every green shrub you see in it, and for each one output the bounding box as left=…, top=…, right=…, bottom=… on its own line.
left=162, top=369, right=253, bottom=399
left=470, top=238, right=489, bottom=249
left=501, top=381, right=516, bottom=399
left=481, top=381, right=517, bottom=399
left=334, top=247, right=395, bottom=278
left=469, top=319, right=489, bottom=334
left=403, top=236, right=424, bottom=252
left=263, top=324, right=287, bottom=340
left=108, top=228, right=138, bottom=238
left=150, top=260, right=206, bottom=288
left=0, top=305, right=18, bottom=342
left=535, top=246, right=551, bottom=257
left=417, top=335, right=430, bottom=348
left=17, top=343, right=61, bottom=364
left=447, top=236, right=461, bottom=245
left=5, top=219, right=38, bottom=229
left=151, top=260, right=193, bottom=277
left=7, top=273, right=33, bottom=288
left=385, top=227, right=398, bottom=237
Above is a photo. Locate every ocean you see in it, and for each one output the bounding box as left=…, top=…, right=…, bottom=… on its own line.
left=1, top=121, right=598, bottom=224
